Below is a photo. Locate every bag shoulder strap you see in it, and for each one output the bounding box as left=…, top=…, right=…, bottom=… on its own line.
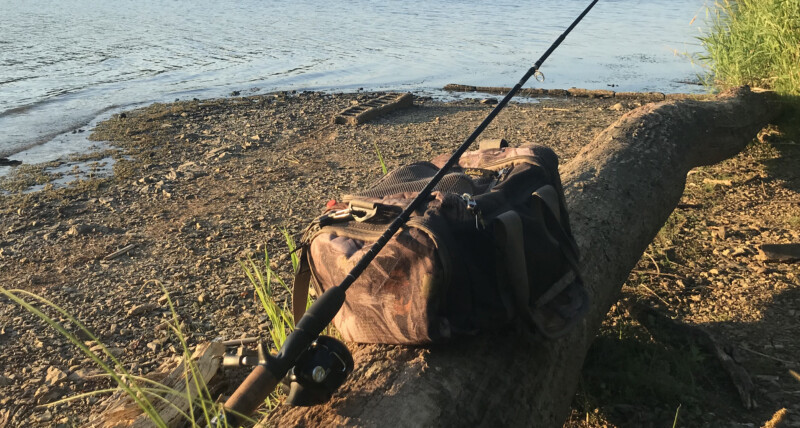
left=291, top=249, right=312, bottom=323
left=494, top=186, right=587, bottom=338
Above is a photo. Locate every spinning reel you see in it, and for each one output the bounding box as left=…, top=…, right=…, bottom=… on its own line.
left=222, top=335, right=354, bottom=407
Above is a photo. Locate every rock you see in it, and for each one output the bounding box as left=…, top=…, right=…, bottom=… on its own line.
left=66, top=224, right=108, bottom=236
left=34, top=385, right=63, bottom=405
left=205, top=145, right=235, bottom=159
left=0, top=374, right=11, bottom=386
left=31, top=409, right=53, bottom=423
left=45, top=366, right=67, bottom=386
left=126, top=303, right=158, bottom=316
left=703, top=178, right=733, bottom=187
left=0, top=157, right=22, bottom=166
left=67, top=369, right=91, bottom=384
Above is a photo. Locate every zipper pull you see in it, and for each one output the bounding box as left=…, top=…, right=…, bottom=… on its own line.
left=461, top=193, right=485, bottom=230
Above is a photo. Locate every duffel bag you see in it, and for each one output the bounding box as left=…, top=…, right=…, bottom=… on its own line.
left=291, top=142, right=588, bottom=344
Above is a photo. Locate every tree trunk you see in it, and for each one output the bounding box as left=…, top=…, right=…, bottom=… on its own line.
left=262, top=87, right=781, bottom=427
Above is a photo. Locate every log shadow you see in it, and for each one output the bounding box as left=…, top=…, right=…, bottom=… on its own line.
left=573, top=284, right=800, bottom=428
left=760, top=95, right=800, bottom=193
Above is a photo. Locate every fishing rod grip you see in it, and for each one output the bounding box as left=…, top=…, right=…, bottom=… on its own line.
left=221, top=286, right=347, bottom=423
left=222, top=364, right=280, bottom=425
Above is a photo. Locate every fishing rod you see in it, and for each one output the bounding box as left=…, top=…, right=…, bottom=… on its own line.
left=216, top=0, right=599, bottom=424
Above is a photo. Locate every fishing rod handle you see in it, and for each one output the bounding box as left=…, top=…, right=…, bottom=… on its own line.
left=221, top=286, right=347, bottom=423
left=222, top=365, right=279, bottom=426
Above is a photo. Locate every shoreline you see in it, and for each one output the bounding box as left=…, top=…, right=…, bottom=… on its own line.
left=0, top=85, right=712, bottom=183
left=0, top=91, right=797, bottom=427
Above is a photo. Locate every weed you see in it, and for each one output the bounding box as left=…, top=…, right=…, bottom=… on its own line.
left=373, top=142, right=388, bottom=175
left=240, top=228, right=337, bottom=347
left=698, top=0, right=800, bottom=96
left=652, top=211, right=687, bottom=254
left=240, top=251, right=294, bottom=351
left=0, top=283, right=236, bottom=427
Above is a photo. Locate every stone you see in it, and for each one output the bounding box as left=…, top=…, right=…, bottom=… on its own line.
left=66, top=223, right=108, bottom=236
left=34, top=385, right=63, bottom=405
left=67, top=369, right=91, bottom=384
left=31, top=409, right=53, bottom=423
left=45, top=366, right=67, bottom=386
left=126, top=303, right=158, bottom=316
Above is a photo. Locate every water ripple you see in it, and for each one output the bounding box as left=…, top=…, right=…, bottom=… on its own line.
left=0, top=0, right=709, bottom=159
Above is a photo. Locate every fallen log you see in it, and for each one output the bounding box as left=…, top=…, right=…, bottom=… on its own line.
left=260, top=87, right=780, bottom=427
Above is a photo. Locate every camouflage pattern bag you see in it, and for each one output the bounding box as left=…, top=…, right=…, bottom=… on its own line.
left=291, top=143, right=589, bottom=345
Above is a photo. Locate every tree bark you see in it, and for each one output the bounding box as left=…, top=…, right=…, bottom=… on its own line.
left=262, top=87, right=781, bottom=427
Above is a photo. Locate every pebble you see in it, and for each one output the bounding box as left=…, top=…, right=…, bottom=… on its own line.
left=45, top=366, right=67, bottom=386
left=126, top=303, right=158, bottom=317
left=67, top=369, right=90, bottom=384
left=31, top=409, right=53, bottom=423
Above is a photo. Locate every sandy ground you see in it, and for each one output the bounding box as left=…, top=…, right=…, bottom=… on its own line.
left=0, top=91, right=797, bottom=427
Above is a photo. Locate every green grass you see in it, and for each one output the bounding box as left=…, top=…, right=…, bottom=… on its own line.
left=698, top=0, right=800, bottom=96
left=373, top=142, right=388, bottom=175
left=1, top=229, right=311, bottom=426
left=1, top=283, right=238, bottom=427
left=239, top=229, right=300, bottom=351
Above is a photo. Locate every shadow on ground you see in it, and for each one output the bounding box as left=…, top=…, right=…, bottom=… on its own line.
left=572, top=286, right=800, bottom=427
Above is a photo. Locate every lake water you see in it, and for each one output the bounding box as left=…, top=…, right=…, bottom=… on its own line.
left=0, top=0, right=710, bottom=166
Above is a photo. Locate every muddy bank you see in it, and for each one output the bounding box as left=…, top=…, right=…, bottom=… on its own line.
left=0, top=91, right=797, bottom=427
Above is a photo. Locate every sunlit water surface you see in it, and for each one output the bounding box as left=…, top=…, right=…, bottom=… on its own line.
left=0, top=0, right=710, bottom=167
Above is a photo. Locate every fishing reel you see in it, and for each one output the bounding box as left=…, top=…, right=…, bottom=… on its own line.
left=285, top=335, right=354, bottom=406
left=221, top=335, right=354, bottom=407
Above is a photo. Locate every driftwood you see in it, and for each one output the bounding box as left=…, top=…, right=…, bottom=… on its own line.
left=91, top=342, right=225, bottom=427
left=260, top=87, right=781, bottom=427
